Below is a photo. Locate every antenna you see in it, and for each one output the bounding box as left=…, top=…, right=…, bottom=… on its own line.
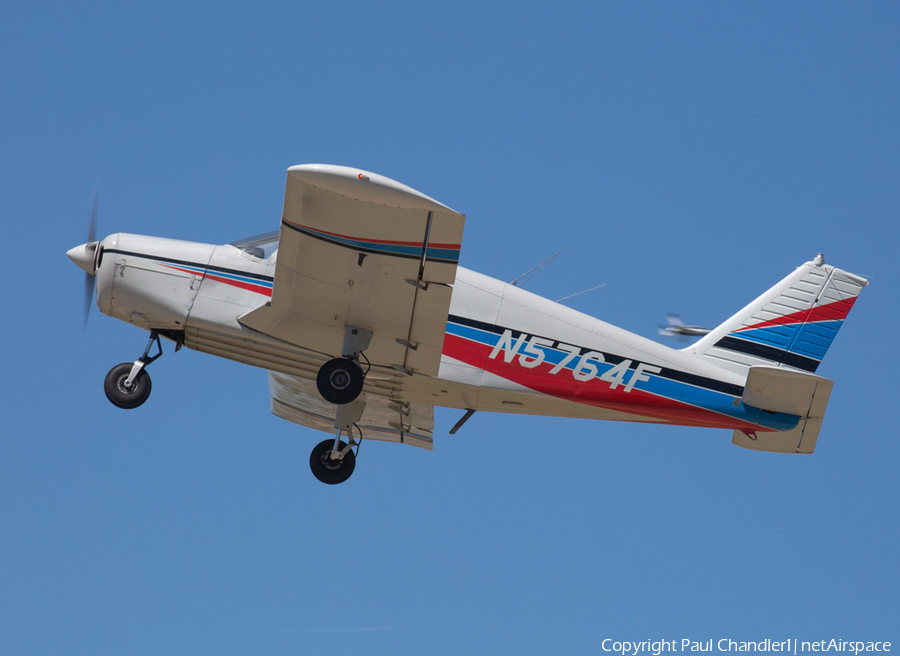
left=510, top=250, right=563, bottom=288
left=556, top=284, right=606, bottom=303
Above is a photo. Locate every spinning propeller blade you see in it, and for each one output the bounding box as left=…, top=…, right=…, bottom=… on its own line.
left=88, top=182, right=97, bottom=244
left=82, top=182, right=99, bottom=327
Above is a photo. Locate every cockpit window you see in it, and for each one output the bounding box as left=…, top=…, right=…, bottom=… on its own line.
left=230, top=231, right=279, bottom=259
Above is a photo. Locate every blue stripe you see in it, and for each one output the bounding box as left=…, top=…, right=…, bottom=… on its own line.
left=208, top=269, right=273, bottom=288
left=733, top=320, right=843, bottom=361
left=163, top=261, right=273, bottom=289
left=158, top=262, right=206, bottom=276
left=425, top=246, right=461, bottom=262
left=446, top=321, right=799, bottom=432
left=296, top=225, right=460, bottom=263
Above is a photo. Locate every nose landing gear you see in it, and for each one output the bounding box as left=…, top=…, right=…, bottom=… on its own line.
left=104, top=362, right=152, bottom=409
left=104, top=330, right=177, bottom=409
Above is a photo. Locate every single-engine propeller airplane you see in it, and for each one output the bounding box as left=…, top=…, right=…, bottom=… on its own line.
left=659, top=314, right=712, bottom=340
left=68, top=165, right=868, bottom=484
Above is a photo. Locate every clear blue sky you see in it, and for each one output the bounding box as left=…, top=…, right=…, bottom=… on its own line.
left=1, top=2, right=897, bottom=654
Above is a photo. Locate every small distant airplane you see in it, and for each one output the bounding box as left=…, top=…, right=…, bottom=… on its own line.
left=68, top=165, right=868, bottom=484
left=659, top=314, right=711, bottom=339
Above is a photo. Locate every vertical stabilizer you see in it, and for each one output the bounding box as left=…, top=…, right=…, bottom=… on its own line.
left=687, top=256, right=867, bottom=376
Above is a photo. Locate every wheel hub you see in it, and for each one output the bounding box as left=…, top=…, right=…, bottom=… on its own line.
left=316, top=358, right=364, bottom=405
left=329, top=369, right=351, bottom=390
left=320, top=451, right=345, bottom=470
left=309, top=437, right=357, bottom=484
left=116, top=375, right=136, bottom=394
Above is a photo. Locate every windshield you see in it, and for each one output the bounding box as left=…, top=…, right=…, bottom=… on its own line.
left=230, top=231, right=279, bottom=259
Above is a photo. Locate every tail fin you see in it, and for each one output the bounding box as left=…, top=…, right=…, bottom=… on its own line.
left=688, top=255, right=867, bottom=375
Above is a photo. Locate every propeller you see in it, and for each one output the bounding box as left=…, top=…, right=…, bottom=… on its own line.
left=83, top=184, right=99, bottom=326
left=66, top=181, right=101, bottom=327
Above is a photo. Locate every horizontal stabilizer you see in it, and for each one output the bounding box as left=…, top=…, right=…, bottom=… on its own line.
left=732, top=366, right=833, bottom=454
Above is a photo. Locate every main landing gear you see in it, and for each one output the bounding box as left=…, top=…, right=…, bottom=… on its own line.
left=310, top=326, right=372, bottom=484
left=104, top=330, right=174, bottom=409
left=309, top=427, right=360, bottom=485
left=316, top=357, right=364, bottom=405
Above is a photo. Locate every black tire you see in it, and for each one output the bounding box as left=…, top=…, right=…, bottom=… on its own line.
left=104, top=362, right=152, bottom=409
left=309, top=439, right=356, bottom=485
left=316, top=358, right=364, bottom=405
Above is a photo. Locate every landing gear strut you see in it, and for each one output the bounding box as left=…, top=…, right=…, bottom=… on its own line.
left=311, top=327, right=371, bottom=483
left=309, top=428, right=359, bottom=484
left=104, top=330, right=166, bottom=409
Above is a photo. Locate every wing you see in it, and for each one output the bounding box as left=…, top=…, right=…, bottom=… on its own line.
left=239, top=164, right=465, bottom=377
left=269, top=370, right=435, bottom=450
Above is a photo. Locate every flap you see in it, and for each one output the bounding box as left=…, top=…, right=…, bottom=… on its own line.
left=269, top=371, right=435, bottom=450
left=240, top=165, right=465, bottom=377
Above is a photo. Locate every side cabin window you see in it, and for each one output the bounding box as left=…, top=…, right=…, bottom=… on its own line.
left=230, top=231, right=279, bottom=260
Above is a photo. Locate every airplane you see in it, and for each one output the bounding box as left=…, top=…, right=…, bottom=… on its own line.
left=658, top=314, right=711, bottom=340
left=67, top=164, right=869, bottom=484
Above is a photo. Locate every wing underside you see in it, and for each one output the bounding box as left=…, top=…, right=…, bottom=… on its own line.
left=269, top=371, right=435, bottom=450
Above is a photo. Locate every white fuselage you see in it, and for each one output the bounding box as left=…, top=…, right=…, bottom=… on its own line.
left=92, top=233, right=795, bottom=435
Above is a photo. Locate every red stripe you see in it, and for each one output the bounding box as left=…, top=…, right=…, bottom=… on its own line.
left=734, top=297, right=857, bottom=332
left=159, top=264, right=273, bottom=297
left=442, top=334, right=768, bottom=432
left=284, top=219, right=461, bottom=250
left=160, top=263, right=205, bottom=277
left=205, top=273, right=273, bottom=297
